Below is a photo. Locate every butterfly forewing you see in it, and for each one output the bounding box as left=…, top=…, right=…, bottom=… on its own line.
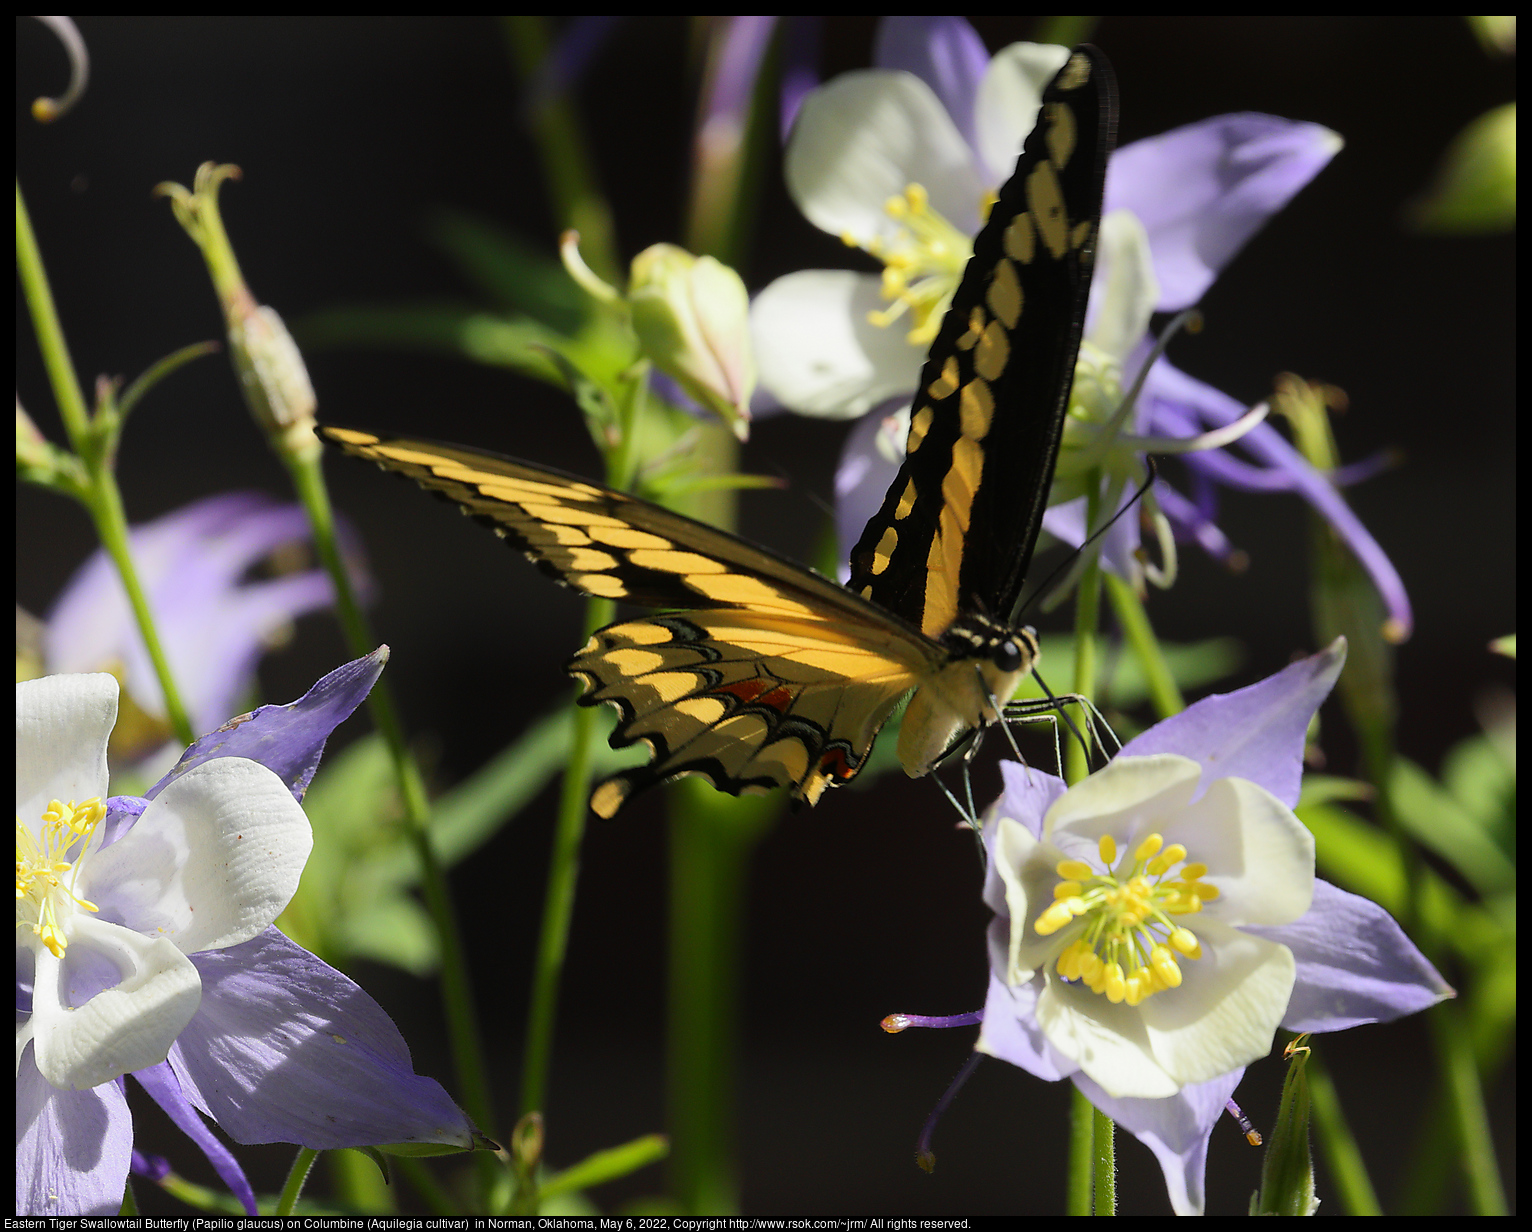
left=847, top=46, right=1116, bottom=636
left=319, top=425, right=940, bottom=815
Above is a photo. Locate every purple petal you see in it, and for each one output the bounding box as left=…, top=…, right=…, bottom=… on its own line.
left=100, top=796, right=147, bottom=849
left=44, top=493, right=364, bottom=734
left=703, top=17, right=777, bottom=143
left=1120, top=640, right=1346, bottom=807
left=16, top=1058, right=132, bottom=1216
left=1247, top=880, right=1454, bottom=1032
left=169, top=927, right=475, bottom=1150
left=873, top=17, right=990, bottom=154
left=134, top=1062, right=257, bottom=1215
left=1076, top=1069, right=1243, bottom=1216
left=976, top=965, right=1075, bottom=1084
left=1153, top=481, right=1243, bottom=566
left=1144, top=361, right=1413, bottom=639
left=148, top=648, right=387, bottom=804
left=1106, top=114, right=1342, bottom=310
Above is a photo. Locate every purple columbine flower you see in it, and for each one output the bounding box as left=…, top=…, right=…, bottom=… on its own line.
left=16, top=653, right=479, bottom=1217
left=40, top=492, right=369, bottom=766
left=751, top=17, right=1410, bottom=639
left=975, top=640, right=1451, bottom=1213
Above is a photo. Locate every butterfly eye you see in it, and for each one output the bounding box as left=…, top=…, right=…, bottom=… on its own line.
left=995, top=639, right=1025, bottom=673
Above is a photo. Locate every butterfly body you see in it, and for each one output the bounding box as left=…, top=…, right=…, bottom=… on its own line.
left=320, top=45, right=1115, bottom=818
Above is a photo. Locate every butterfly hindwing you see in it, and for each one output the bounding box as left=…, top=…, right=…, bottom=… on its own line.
left=847, top=47, right=1116, bottom=637
left=319, top=425, right=942, bottom=816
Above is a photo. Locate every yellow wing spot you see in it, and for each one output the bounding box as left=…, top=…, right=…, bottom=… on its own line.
left=974, top=318, right=1010, bottom=383
left=532, top=523, right=594, bottom=546
left=895, top=477, right=918, bottom=519
left=685, top=573, right=814, bottom=612
left=941, top=436, right=984, bottom=534
left=610, top=621, right=673, bottom=647
left=986, top=258, right=1022, bottom=329
left=747, top=737, right=811, bottom=784
left=1057, top=50, right=1092, bottom=92
left=1004, top=212, right=1036, bottom=264
left=1027, top=160, right=1068, bottom=259
left=603, top=647, right=667, bottom=676
left=907, top=406, right=935, bottom=453
left=1044, top=100, right=1077, bottom=169
left=585, top=524, right=672, bottom=550
left=573, top=573, right=629, bottom=598
left=675, top=696, right=728, bottom=725
left=959, top=377, right=995, bottom=439
left=591, top=779, right=629, bottom=820
left=521, top=501, right=629, bottom=529
left=870, top=525, right=898, bottom=575
left=860, top=584, right=874, bottom=599
left=956, top=305, right=986, bottom=352
left=927, top=354, right=961, bottom=401
left=1072, top=218, right=1096, bottom=255
left=922, top=524, right=960, bottom=637
left=626, top=548, right=727, bottom=575
left=373, top=443, right=465, bottom=469
left=560, top=547, right=619, bottom=572
left=640, top=671, right=704, bottom=704
left=322, top=426, right=376, bottom=447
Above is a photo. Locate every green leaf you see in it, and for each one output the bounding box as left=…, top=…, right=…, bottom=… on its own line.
left=429, top=209, right=586, bottom=333
left=1391, top=755, right=1515, bottom=894
left=537, top=1134, right=669, bottom=1201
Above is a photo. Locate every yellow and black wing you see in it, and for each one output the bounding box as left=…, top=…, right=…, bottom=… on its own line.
left=318, top=426, right=942, bottom=817
left=847, top=46, right=1115, bottom=639
left=318, top=47, right=1117, bottom=818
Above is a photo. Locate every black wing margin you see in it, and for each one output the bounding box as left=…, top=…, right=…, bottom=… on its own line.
left=846, top=46, right=1117, bottom=637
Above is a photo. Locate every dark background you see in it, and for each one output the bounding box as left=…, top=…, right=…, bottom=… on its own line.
left=17, top=16, right=1514, bottom=1216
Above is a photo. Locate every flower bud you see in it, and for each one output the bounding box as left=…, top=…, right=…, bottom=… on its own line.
left=628, top=243, right=756, bottom=440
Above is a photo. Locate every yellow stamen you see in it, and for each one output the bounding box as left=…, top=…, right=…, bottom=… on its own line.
left=15, top=797, right=105, bottom=958
left=1031, top=830, right=1210, bottom=1007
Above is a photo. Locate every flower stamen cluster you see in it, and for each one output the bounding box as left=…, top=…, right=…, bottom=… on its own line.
left=853, top=183, right=977, bottom=344
left=15, top=796, right=104, bottom=958
left=1034, top=831, right=1214, bottom=1006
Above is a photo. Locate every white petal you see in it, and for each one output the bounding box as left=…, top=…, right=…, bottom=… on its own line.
left=1085, top=209, right=1160, bottom=363
left=1177, top=777, right=1315, bottom=926
left=787, top=71, right=986, bottom=243
left=1036, top=976, right=1182, bottom=1100
left=80, top=757, right=312, bottom=955
left=973, top=42, right=1071, bottom=183
left=16, top=674, right=116, bottom=824
left=752, top=270, right=925, bottom=418
left=1139, top=919, right=1297, bottom=1088
left=1044, top=753, right=1202, bottom=845
left=29, top=914, right=200, bottom=1090
left=991, top=815, right=1047, bottom=982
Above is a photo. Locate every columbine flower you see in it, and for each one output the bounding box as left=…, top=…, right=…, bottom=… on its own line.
left=16, top=655, right=478, bottom=1217
left=754, top=17, right=1410, bottom=639
left=975, top=640, right=1451, bottom=1214
left=35, top=492, right=366, bottom=770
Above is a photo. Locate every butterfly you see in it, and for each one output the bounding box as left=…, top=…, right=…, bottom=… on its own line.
left=320, top=44, right=1116, bottom=819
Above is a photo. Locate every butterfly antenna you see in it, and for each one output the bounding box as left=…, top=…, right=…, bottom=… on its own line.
left=1020, top=457, right=1161, bottom=617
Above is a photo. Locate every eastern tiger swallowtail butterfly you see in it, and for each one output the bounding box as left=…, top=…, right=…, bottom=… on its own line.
left=320, top=44, right=1115, bottom=819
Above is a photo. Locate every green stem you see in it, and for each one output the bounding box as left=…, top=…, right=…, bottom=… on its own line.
left=516, top=599, right=611, bottom=1173
left=502, top=16, right=621, bottom=285
left=286, top=451, right=496, bottom=1190
left=275, top=1147, right=320, bottom=1216
left=16, top=178, right=196, bottom=745
left=1103, top=572, right=1183, bottom=719
left=1433, top=1000, right=1508, bottom=1215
